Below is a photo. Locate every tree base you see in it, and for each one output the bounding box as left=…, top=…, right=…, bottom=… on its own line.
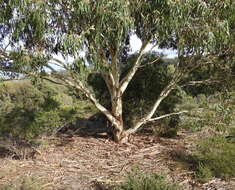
left=113, top=130, right=129, bottom=143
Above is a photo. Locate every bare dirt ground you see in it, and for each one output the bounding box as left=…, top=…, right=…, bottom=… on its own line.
left=0, top=132, right=235, bottom=190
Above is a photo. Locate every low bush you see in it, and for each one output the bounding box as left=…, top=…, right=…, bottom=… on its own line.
left=193, top=135, right=235, bottom=182
left=173, top=92, right=235, bottom=182
left=178, top=92, right=235, bottom=133
left=170, top=134, right=235, bottom=183
left=0, top=80, right=81, bottom=141
left=196, top=164, right=213, bottom=183
left=115, top=170, right=181, bottom=190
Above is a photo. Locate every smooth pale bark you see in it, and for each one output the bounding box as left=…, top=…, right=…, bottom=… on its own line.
left=50, top=72, right=124, bottom=132
left=146, top=110, right=188, bottom=122
left=105, top=42, right=150, bottom=142
left=42, top=48, right=189, bottom=143
left=126, top=81, right=177, bottom=134
left=120, top=42, right=148, bottom=94
left=47, top=47, right=182, bottom=142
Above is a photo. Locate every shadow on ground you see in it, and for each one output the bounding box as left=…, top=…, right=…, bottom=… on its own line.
left=57, top=113, right=113, bottom=139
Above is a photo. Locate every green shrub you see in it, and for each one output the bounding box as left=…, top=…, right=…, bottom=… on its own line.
left=193, top=135, right=235, bottom=181
left=174, top=92, right=235, bottom=182
left=171, top=134, right=235, bottom=182
left=115, top=170, right=181, bottom=190
left=178, top=92, right=235, bottom=133
left=0, top=81, right=45, bottom=112
left=196, top=164, right=213, bottom=183
left=0, top=80, right=79, bottom=140
left=0, top=106, right=41, bottom=139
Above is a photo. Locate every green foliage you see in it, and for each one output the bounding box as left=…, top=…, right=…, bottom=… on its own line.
left=0, top=80, right=79, bottom=140
left=196, top=164, right=213, bottom=183
left=122, top=56, right=182, bottom=128
left=178, top=92, right=235, bottom=132
left=182, top=62, right=234, bottom=96
left=193, top=135, right=235, bottom=181
left=1, top=0, right=233, bottom=77
left=115, top=170, right=181, bottom=190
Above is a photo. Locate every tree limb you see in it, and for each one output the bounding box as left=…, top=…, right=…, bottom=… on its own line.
left=125, top=67, right=185, bottom=135
left=119, top=41, right=148, bottom=94
left=41, top=76, right=66, bottom=86
left=48, top=69, right=124, bottom=132
left=146, top=110, right=188, bottom=122
left=180, top=79, right=223, bottom=87
left=138, top=56, right=161, bottom=68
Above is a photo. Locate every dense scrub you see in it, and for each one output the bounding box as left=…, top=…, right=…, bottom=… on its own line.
left=178, top=92, right=235, bottom=132
left=175, top=92, right=235, bottom=182
left=194, top=134, right=235, bottom=182
left=0, top=80, right=89, bottom=141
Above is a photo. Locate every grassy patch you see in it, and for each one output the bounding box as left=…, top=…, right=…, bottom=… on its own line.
left=114, top=170, right=181, bottom=190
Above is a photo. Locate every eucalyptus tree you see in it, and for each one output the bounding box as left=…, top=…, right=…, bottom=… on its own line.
left=0, top=0, right=234, bottom=142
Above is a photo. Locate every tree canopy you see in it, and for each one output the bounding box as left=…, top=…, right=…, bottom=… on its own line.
left=0, top=0, right=235, bottom=142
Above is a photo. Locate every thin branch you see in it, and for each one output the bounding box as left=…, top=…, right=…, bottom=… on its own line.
left=50, top=58, right=68, bottom=69
left=138, top=57, right=161, bottom=68
left=0, top=66, right=18, bottom=73
left=41, top=76, right=66, bottom=86
left=180, top=79, right=223, bottom=88
left=146, top=110, right=188, bottom=122
left=126, top=80, right=177, bottom=134
left=120, top=41, right=149, bottom=94
left=44, top=64, right=57, bottom=73
left=0, top=50, right=9, bottom=59
left=149, top=43, right=158, bottom=52
left=48, top=61, right=66, bottom=70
